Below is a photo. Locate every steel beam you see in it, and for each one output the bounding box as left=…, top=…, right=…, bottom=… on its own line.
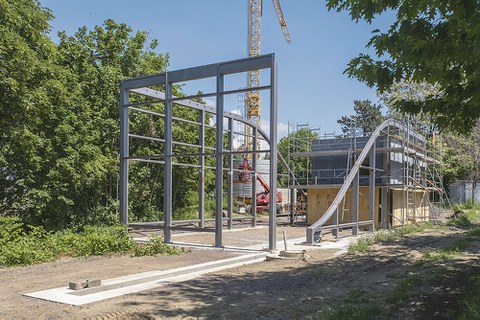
left=227, top=117, right=233, bottom=230
left=199, top=110, right=205, bottom=229
left=269, top=59, right=278, bottom=251
left=251, top=127, right=257, bottom=227
left=163, top=78, right=173, bottom=243
left=289, top=181, right=295, bottom=225
left=215, top=72, right=224, bottom=247
left=332, top=208, right=339, bottom=239
left=119, top=86, right=129, bottom=224
left=369, top=142, right=376, bottom=232
left=352, top=171, right=359, bottom=236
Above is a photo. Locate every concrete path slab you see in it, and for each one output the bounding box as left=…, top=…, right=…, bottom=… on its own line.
left=24, top=253, right=266, bottom=306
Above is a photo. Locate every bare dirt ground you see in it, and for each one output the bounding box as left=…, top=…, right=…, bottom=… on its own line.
left=1, top=223, right=479, bottom=319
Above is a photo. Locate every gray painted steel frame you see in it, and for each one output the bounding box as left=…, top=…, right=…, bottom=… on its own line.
left=119, top=55, right=279, bottom=250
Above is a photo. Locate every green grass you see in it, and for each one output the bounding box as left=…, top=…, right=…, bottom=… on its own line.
left=385, top=272, right=421, bottom=304
left=452, top=201, right=480, bottom=213
left=322, top=290, right=381, bottom=320
left=349, top=237, right=375, bottom=253
left=349, top=222, right=435, bottom=253
left=0, top=217, right=180, bottom=267
left=457, top=275, right=480, bottom=320
left=448, top=209, right=480, bottom=227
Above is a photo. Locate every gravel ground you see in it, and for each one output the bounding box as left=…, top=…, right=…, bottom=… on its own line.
left=1, top=224, right=479, bottom=319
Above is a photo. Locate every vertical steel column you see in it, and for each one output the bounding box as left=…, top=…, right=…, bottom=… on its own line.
left=119, top=86, right=129, bottom=224
left=215, top=70, right=224, bottom=247
left=381, top=188, right=388, bottom=229
left=383, top=126, right=391, bottom=229
left=369, top=142, right=376, bottom=232
left=289, top=178, right=295, bottom=226
left=352, top=171, right=359, bottom=236
left=251, top=127, right=257, bottom=227
left=198, top=110, right=205, bottom=229
left=227, top=118, right=233, bottom=230
left=164, top=77, right=173, bottom=243
left=332, top=208, right=339, bottom=239
left=269, top=60, right=278, bottom=251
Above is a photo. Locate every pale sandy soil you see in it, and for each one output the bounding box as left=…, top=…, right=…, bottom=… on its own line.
left=1, top=224, right=478, bottom=319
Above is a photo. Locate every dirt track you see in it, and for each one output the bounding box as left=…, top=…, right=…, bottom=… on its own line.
left=1, top=225, right=479, bottom=319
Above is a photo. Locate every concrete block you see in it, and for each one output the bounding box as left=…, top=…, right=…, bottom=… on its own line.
left=68, top=280, right=87, bottom=290
left=86, top=279, right=101, bottom=288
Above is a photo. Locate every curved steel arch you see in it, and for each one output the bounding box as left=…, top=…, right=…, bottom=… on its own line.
left=306, top=119, right=416, bottom=244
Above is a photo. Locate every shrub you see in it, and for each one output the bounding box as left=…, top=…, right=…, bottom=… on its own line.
left=132, top=236, right=179, bottom=257
left=0, top=218, right=180, bottom=267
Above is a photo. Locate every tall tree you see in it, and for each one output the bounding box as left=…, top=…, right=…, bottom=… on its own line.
left=0, top=0, right=85, bottom=227
left=326, top=0, right=480, bottom=132
left=337, top=100, right=384, bottom=135
left=57, top=20, right=214, bottom=223
left=277, top=128, right=320, bottom=187
left=443, top=122, right=480, bottom=195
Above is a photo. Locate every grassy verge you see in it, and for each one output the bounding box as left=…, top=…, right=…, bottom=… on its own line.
left=0, top=217, right=180, bottom=267
left=349, top=222, right=436, bottom=253
left=457, top=275, right=480, bottom=320
left=385, top=271, right=421, bottom=304
left=322, top=290, right=381, bottom=320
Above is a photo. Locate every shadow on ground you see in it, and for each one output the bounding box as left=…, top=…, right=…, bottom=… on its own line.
left=93, top=225, right=480, bottom=319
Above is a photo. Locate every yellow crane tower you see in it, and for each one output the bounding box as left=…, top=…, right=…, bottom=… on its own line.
left=246, top=0, right=291, bottom=157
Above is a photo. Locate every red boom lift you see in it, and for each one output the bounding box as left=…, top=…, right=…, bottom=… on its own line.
left=237, top=157, right=282, bottom=213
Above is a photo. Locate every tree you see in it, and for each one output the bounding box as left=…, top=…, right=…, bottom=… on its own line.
left=443, top=122, right=480, bottom=196
left=57, top=20, right=214, bottom=223
left=0, top=0, right=85, bottom=227
left=1, top=1, right=213, bottom=228
left=277, top=128, right=320, bottom=187
left=337, top=100, right=384, bottom=135
left=326, top=0, right=480, bottom=132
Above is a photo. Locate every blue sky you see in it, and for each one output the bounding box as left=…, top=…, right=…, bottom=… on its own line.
left=39, top=0, right=394, bottom=138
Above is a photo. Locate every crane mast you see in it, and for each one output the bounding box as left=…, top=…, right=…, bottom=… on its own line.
left=246, top=0, right=262, bottom=157
left=246, top=0, right=291, bottom=157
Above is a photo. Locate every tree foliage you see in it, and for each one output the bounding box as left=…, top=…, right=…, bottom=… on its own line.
left=443, top=122, right=480, bottom=190
left=1, top=0, right=210, bottom=228
left=277, top=128, right=320, bottom=186
left=337, top=100, right=385, bottom=135
left=327, top=0, right=480, bottom=132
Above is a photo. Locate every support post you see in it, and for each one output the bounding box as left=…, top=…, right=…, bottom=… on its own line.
left=332, top=208, right=339, bottom=239
left=289, top=182, right=295, bottom=226
left=119, top=86, right=129, bottom=225
left=369, top=142, right=376, bottom=232
left=164, top=78, right=173, bottom=243
left=269, top=59, right=278, bottom=251
left=381, top=188, right=388, bottom=229
left=251, top=127, right=257, bottom=227
left=227, top=117, right=233, bottom=229
left=352, top=171, right=359, bottom=236
left=215, top=71, right=224, bottom=247
left=198, top=110, right=205, bottom=229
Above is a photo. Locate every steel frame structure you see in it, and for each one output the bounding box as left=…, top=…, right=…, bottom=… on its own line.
left=119, top=55, right=280, bottom=250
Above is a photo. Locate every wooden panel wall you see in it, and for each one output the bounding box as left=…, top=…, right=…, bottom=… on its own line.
left=307, top=187, right=429, bottom=228
left=307, top=187, right=380, bottom=227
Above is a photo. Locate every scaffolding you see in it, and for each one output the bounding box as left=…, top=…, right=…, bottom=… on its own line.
left=286, top=119, right=450, bottom=244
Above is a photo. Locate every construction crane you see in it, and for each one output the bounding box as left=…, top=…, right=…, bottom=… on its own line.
left=246, top=0, right=291, bottom=157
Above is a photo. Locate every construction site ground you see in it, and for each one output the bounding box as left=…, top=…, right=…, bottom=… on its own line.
left=1, top=219, right=479, bottom=319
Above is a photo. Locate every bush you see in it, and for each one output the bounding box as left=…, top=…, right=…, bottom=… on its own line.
left=53, top=225, right=136, bottom=257
left=0, top=217, right=180, bottom=267
left=132, top=236, right=179, bottom=257
left=0, top=217, right=57, bottom=266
